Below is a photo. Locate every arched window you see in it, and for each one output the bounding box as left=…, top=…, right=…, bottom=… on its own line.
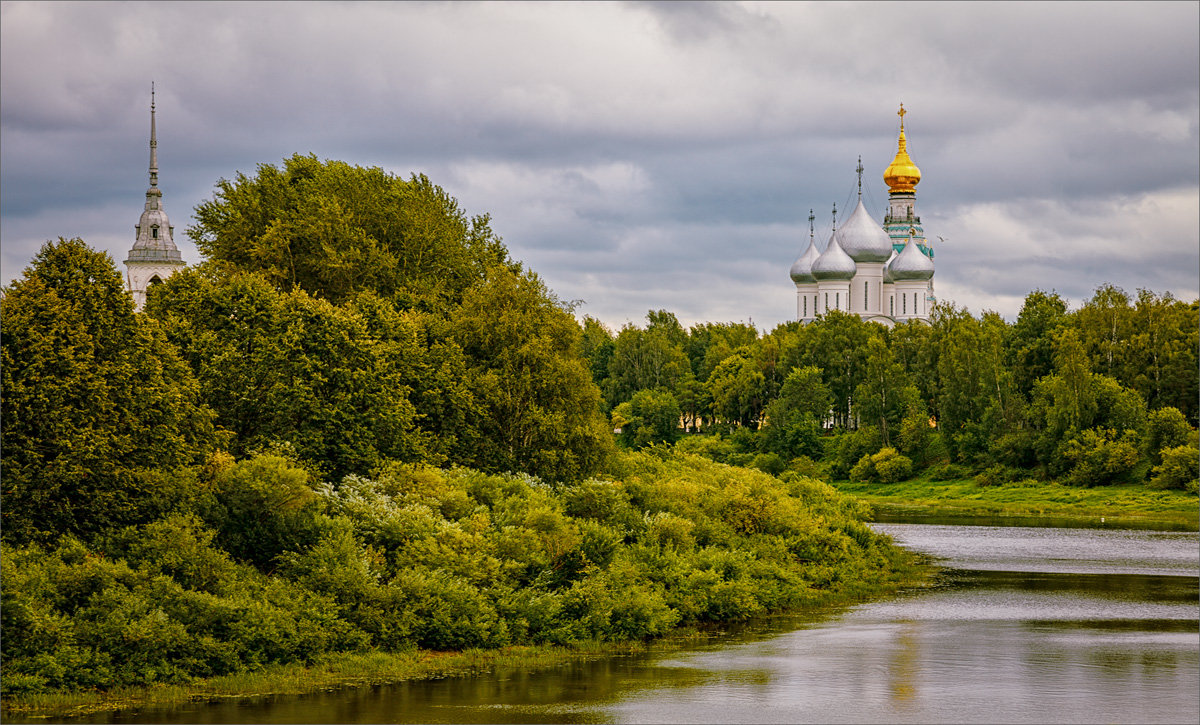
left=864, top=281, right=869, bottom=310
left=835, top=292, right=840, bottom=310
left=824, top=292, right=828, bottom=312
left=913, top=292, right=918, bottom=315
left=149, top=275, right=162, bottom=286
left=902, top=294, right=907, bottom=315
left=890, top=296, right=894, bottom=316
left=151, top=225, right=159, bottom=239
left=802, top=296, right=807, bottom=318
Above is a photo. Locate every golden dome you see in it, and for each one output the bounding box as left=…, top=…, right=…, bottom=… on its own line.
left=883, top=104, right=921, bottom=193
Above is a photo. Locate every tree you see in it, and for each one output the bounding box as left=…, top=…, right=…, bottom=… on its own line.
left=448, top=266, right=612, bottom=481
left=854, top=337, right=918, bottom=447
left=1074, top=283, right=1131, bottom=379
left=2, top=239, right=222, bottom=544
left=189, top=154, right=512, bottom=307
left=706, top=350, right=767, bottom=429
left=605, top=314, right=691, bottom=408
left=789, top=311, right=873, bottom=428
left=762, top=366, right=830, bottom=459
left=1007, top=290, right=1069, bottom=397
left=147, top=267, right=427, bottom=480
left=612, top=389, right=682, bottom=449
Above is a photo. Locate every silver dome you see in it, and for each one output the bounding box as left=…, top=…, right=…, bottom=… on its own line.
left=811, top=233, right=857, bottom=281
left=789, top=238, right=821, bottom=284
left=838, top=198, right=893, bottom=263
left=882, top=250, right=898, bottom=283
left=888, top=236, right=934, bottom=281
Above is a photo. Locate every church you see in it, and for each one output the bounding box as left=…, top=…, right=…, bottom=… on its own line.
left=125, top=86, right=185, bottom=310
left=790, top=105, right=936, bottom=325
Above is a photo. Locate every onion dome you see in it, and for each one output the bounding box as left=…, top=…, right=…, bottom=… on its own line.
left=812, top=233, right=856, bottom=281
left=839, top=197, right=893, bottom=262
left=790, top=209, right=821, bottom=284
left=883, top=104, right=921, bottom=194
left=888, top=232, right=934, bottom=281
left=789, top=239, right=820, bottom=284
left=883, top=249, right=898, bottom=282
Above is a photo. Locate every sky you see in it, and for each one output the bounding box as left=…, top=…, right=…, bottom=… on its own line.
left=2, top=1, right=1197, bottom=333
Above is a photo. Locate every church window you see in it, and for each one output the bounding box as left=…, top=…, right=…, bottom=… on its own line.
left=890, top=296, right=894, bottom=316
left=149, top=276, right=162, bottom=286
left=913, top=292, right=918, bottom=314
left=824, top=292, right=828, bottom=312
left=152, top=225, right=159, bottom=239
left=803, top=296, right=807, bottom=318
left=902, top=294, right=907, bottom=314
left=864, top=281, right=869, bottom=309
left=835, top=292, right=840, bottom=310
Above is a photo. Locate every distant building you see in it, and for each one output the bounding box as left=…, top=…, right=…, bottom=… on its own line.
left=790, top=105, right=936, bottom=325
left=125, top=85, right=185, bottom=311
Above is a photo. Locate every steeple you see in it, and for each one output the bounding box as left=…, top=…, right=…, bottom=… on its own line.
left=149, top=82, right=158, bottom=189
left=125, top=83, right=185, bottom=310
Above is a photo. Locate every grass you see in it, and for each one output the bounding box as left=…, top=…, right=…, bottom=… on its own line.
left=831, top=477, right=1199, bottom=530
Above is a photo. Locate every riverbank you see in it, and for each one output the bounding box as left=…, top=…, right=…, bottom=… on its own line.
left=832, top=478, right=1199, bottom=530
left=2, top=568, right=929, bottom=722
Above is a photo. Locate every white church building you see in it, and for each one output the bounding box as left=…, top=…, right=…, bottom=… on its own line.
left=790, top=105, right=936, bottom=325
left=125, top=86, right=185, bottom=310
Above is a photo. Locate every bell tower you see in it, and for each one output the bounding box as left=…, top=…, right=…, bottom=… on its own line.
left=125, top=83, right=185, bottom=310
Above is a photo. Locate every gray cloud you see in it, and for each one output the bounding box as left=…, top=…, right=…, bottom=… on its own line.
left=2, top=0, right=1196, bottom=333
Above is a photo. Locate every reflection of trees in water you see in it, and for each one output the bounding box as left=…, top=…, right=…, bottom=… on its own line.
left=888, top=620, right=921, bottom=706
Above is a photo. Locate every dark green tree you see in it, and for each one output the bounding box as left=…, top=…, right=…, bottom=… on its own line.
left=612, top=389, right=682, bottom=449
left=2, top=239, right=222, bottom=544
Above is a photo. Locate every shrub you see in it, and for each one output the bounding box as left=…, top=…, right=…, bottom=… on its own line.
left=1149, top=445, right=1199, bottom=493
left=750, top=452, right=787, bottom=477
left=850, top=448, right=912, bottom=483
left=925, top=463, right=973, bottom=481
left=1146, top=407, right=1197, bottom=466
left=873, top=449, right=913, bottom=483
left=1060, top=428, right=1141, bottom=487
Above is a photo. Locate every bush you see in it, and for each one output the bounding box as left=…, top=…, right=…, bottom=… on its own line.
left=750, top=452, right=787, bottom=477
left=1149, top=445, right=1199, bottom=493
left=1146, top=408, right=1197, bottom=466
left=849, top=448, right=913, bottom=483
left=973, top=465, right=1023, bottom=487
left=925, top=463, right=973, bottom=481
left=1060, top=428, right=1141, bottom=487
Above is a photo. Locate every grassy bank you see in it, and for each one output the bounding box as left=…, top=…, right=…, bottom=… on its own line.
left=2, top=571, right=926, bottom=721
left=832, top=478, right=1199, bottom=530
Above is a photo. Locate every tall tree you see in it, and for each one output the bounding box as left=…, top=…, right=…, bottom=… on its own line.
left=449, top=266, right=612, bottom=481
left=854, top=337, right=918, bottom=447
left=2, top=239, right=222, bottom=544
left=189, top=154, right=512, bottom=307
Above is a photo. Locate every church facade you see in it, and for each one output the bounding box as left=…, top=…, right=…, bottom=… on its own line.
left=790, top=106, right=936, bottom=326
left=125, top=86, right=185, bottom=311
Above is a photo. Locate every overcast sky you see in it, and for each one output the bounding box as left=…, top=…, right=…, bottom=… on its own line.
left=2, top=1, right=1197, bottom=332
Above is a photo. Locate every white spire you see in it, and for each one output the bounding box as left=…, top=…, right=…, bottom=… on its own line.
left=149, top=81, right=158, bottom=189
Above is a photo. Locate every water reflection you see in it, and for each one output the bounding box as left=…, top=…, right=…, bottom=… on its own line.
left=72, top=523, right=1200, bottom=725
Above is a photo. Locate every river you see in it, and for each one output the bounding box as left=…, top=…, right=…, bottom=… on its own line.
left=93, top=520, right=1199, bottom=724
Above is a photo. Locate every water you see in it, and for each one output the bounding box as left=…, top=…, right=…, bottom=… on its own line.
left=82, top=523, right=1200, bottom=724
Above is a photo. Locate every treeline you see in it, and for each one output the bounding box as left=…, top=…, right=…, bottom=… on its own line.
left=583, top=289, right=1198, bottom=491
left=1, top=156, right=915, bottom=696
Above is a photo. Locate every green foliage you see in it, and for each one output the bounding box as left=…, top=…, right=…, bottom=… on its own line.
left=1, top=239, right=222, bottom=545
left=203, top=455, right=325, bottom=570
left=1145, top=407, right=1196, bottom=465
left=1149, top=445, right=1199, bottom=493
left=823, top=427, right=882, bottom=480
left=1059, top=429, right=1142, bottom=487
left=448, top=266, right=612, bottom=481
left=706, top=349, right=767, bottom=428
left=147, top=269, right=428, bottom=480
left=849, top=448, right=913, bottom=484
left=613, top=389, right=682, bottom=449
left=190, top=154, right=510, bottom=307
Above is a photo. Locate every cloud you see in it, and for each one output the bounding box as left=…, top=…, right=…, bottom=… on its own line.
left=2, top=1, right=1196, bottom=333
